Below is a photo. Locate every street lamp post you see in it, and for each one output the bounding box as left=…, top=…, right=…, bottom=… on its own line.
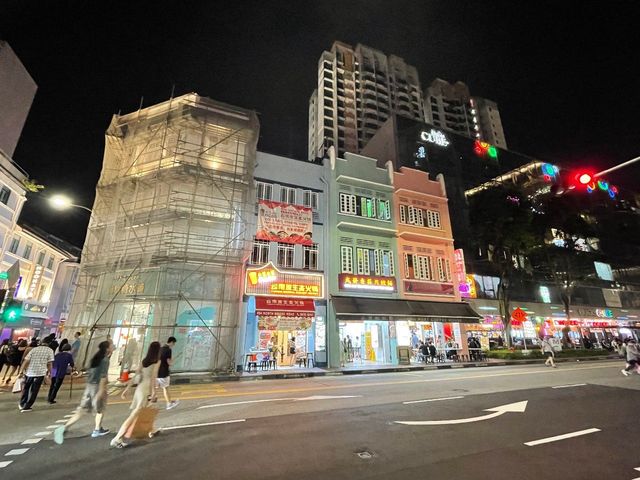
left=48, top=194, right=93, bottom=213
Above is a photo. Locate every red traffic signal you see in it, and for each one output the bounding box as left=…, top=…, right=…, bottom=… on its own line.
left=577, top=173, right=592, bottom=185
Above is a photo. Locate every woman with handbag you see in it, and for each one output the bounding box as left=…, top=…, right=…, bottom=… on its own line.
left=111, top=341, right=161, bottom=448
left=2, top=339, right=27, bottom=384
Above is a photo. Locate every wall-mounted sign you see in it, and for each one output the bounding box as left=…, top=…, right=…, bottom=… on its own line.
left=511, top=307, right=527, bottom=323
left=245, top=262, right=324, bottom=299
left=403, top=280, right=454, bottom=296
left=256, top=200, right=313, bottom=245
left=338, top=274, right=396, bottom=292
left=595, top=308, right=613, bottom=318
left=27, top=265, right=43, bottom=299
left=474, top=141, right=498, bottom=159
left=465, top=274, right=477, bottom=298
left=23, top=303, right=47, bottom=314
left=539, top=286, right=551, bottom=304
left=420, top=129, right=450, bottom=147
left=453, top=249, right=468, bottom=297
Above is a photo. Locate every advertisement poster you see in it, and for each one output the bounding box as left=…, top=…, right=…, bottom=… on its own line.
left=256, top=200, right=313, bottom=245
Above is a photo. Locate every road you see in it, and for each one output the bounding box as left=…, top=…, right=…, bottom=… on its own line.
left=1, top=360, right=639, bottom=479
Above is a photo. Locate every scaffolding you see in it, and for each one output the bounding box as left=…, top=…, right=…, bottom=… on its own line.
left=66, top=93, right=259, bottom=374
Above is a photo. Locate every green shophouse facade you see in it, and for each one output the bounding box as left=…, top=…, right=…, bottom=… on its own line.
left=325, top=149, right=400, bottom=367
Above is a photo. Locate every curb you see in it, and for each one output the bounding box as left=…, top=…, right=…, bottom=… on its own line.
left=166, top=355, right=620, bottom=384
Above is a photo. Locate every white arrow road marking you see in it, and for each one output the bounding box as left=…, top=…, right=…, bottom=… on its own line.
left=634, top=467, right=640, bottom=471
left=395, top=400, right=528, bottom=426
left=403, top=396, right=464, bottom=405
left=197, top=395, right=361, bottom=409
left=161, top=419, right=246, bottom=431
left=0, top=461, right=13, bottom=468
left=552, top=383, right=587, bottom=389
left=524, top=428, right=600, bottom=446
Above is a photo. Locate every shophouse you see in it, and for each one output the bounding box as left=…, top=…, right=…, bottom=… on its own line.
left=239, top=152, right=327, bottom=369
left=393, top=167, right=479, bottom=359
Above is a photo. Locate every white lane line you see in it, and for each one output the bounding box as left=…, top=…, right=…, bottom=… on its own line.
left=21, top=438, right=42, bottom=445
left=5, top=448, right=29, bottom=456
left=634, top=467, right=640, bottom=471
left=524, top=428, right=600, bottom=446
left=63, top=414, right=73, bottom=418
left=45, top=424, right=60, bottom=429
left=0, top=461, right=13, bottom=468
left=161, top=419, right=246, bottom=431
left=34, top=431, right=51, bottom=436
left=198, top=398, right=292, bottom=409
left=55, top=419, right=67, bottom=424
left=552, top=383, right=587, bottom=389
left=403, top=396, right=464, bottom=405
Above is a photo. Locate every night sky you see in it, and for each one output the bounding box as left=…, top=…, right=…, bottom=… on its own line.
left=1, top=1, right=639, bottom=247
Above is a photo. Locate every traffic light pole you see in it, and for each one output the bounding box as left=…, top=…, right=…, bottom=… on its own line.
left=595, top=155, right=640, bottom=177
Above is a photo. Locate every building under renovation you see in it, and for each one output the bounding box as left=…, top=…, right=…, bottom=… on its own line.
left=67, top=93, right=259, bottom=375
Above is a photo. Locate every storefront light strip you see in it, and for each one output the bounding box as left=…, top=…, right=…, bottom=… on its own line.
left=343, top=284, right=395, bottom=291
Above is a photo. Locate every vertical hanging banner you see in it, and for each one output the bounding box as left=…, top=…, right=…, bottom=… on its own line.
left=256, top=200, right=313, bottom=245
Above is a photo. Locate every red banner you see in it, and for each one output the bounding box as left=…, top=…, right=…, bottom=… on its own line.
left=256, top=200, right=313, bottom=245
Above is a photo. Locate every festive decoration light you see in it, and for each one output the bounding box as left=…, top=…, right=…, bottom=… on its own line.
left=474, top=140, right=498, bottom=159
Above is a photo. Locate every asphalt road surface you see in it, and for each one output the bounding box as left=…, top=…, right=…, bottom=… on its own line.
left=1, top=360, right=639, bottom=479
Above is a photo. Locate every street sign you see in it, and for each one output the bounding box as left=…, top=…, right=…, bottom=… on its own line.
left=511, top=307, right=528, bottom=323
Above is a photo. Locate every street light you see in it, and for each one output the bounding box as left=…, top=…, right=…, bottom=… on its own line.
left=48, top=194, right=92, bottom=213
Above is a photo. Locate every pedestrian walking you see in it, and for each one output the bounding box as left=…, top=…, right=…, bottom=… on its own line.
left=156, top=337, right=179, bottom=410
left=70, top=332, right=82, bottom=360
left=48, top=334, right=59, bottom=353
left=47, top=343, right=75, bottom=404
left=2, top=339, right=27, bottom=384
left=53, top=341, right=112, bottom=444
left=621, top=339, right=639, bottom=376
left=541, top=336, right=557, bottom=368
left=58, top=338, right=69, bottom=354
left=0, top=339, right=10, bottom=376
left=18, top=337, right=55, bottom=411
left=110, top=341, right=162, bottom=448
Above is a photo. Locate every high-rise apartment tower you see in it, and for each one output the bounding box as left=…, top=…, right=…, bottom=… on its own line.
left=424, top=78, right=507, bottom=149
left=308, top=42, right=424, bottom=160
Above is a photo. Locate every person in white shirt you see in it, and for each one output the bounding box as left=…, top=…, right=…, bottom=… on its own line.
left=19, top=338, right=55, bottom=411
left=541, top=336, right=557, bottom=368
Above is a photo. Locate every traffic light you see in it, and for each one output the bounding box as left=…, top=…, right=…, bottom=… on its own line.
left=2, top=299, right=23, bottom=323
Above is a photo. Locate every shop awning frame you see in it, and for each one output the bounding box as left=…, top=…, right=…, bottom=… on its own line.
left=331, top=296, right=482, bottom=323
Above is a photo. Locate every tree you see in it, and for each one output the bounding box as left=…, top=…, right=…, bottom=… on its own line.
left=468, top=185, right=538, bottom=347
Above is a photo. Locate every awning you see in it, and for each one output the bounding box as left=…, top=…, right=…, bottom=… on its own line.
left=256, top=297, right=315, bottom=318
left=331, top=296, right=481, bottom=323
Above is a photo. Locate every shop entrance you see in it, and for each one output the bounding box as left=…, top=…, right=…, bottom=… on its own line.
left=257, top=328, right=311, bottom=367
left=339, top=320, right=391, bottom=365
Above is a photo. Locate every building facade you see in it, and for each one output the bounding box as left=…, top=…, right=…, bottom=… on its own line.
left=0, top=40, right=37, bottom=158
left=424, top=78, right=507, bottom=149
left=65, top=93, right=260, bottom=374
left=238, top=152, right=328, bottom=368
left=308, top=42, right=424, bottom=161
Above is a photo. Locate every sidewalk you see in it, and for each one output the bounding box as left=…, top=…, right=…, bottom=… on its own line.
left=168, top=354, right=621, bottom=384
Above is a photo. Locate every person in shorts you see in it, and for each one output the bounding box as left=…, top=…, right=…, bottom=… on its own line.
left=156, top=337, right=179, bottom=410
left=541, top=336, right=557, bottom=368
left=54, top=341, right=112, bottom=444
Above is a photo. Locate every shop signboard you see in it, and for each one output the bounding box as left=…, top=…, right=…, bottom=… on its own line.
left=465, top=275, right=477, bottom=298
left=523, top=320, right=536, bottom=339
left=403, top=280, right=454, bottom=296
left=453, top=249, right=470, bottom=297
left=338, top=274, right=396, bottom=292
left=256, top=200, right=313, bottom=245
left=245, top=262, right=324, bottom=299
left=602, top=289, right=622, bottom=308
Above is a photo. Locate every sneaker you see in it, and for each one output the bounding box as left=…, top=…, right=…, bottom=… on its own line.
left=21, top=407, right=33, bottom=412
left=622, top=369, right=630, bottom=376
left=110, top=438, right=128, bottom=449
left=91, top=428, right=110, bottom=438
left=166, top=400, right=180, bottom=410
left=48, top=400, right=57, bottom=405
left=53, top=426, right=65, bottom=445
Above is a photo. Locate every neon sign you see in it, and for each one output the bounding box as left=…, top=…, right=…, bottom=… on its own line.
left=420, top=129, right=450, bottom=147
left=541, top=163, right=559, bottom=182
left=338, top=274, right=396, bottom=292
left=473, top=140, right=498, bottom=159
left=245, top=262, right=324, bottom=299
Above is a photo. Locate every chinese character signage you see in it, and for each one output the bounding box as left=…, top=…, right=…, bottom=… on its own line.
left=453, top=249, right=469, bottom=297
left=256, top=200, right=313, bottom=245
left=338, top=274, right=396, bottom=292
left=245, top=262, right=324, bottom=299
left=255, top=297, right=315, bottom=331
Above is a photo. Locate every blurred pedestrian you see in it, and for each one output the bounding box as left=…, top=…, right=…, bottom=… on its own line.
left=54, top=341, right=112, bottom=444
left=111, top=341, right=162, bottom=448
left=47, top=343, right=75, bottom=404
left=2, top=339, right=27, bottom=384
left=58, top=338, right=69, bottom=354
left=156, top=337, right=179, bottom=410
left=621, top=339, right=639, bottom=376
left=18, top=337, right=54, bottom=411
left=0, top=339, right=10, bottom=376
left=70, top=332, right=82, bottom=360
left=542, top=336, right=556, bottom=368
